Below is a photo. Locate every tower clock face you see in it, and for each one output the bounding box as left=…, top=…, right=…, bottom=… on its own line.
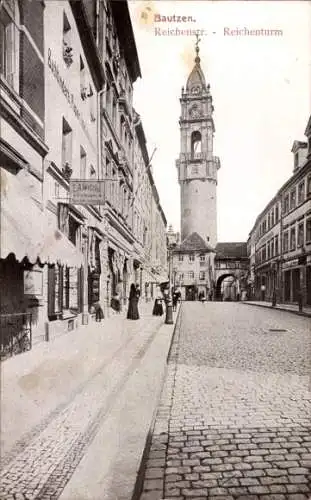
left=189, top=104, right=201, bottom=119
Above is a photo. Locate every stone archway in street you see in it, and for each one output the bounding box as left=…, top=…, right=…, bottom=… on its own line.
left=215, top=273, right=236, bottom=301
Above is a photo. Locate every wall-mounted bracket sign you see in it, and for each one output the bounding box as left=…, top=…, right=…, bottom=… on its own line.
left=70, top=180, right=106, bottom=205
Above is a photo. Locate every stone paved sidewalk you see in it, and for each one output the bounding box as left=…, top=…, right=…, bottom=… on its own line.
left=137, top=302, right=311, bottom=500
left=0, top=302, right=177, bottom=500
left=244, top=301, right=311, bottom=318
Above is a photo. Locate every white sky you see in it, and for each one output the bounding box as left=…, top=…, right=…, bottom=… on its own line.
left=129, top=1, right=311, bottom=242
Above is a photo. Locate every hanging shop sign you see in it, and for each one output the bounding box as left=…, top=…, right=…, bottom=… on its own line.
left=70, top=180, right=106, bottom=205
left=24, top=270, right=43, bottom=296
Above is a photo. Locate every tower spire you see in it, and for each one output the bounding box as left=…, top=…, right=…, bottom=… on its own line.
left=195, top=33, right=201, bottom=64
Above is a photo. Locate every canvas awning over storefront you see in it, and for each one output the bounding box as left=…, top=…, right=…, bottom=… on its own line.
left=1, top=170, right=83, bottom=267
left=2, top=204, right=84, bottom=267
left=38, top=227, right=84, bottom=268
left=1, top=193, right=45, bottom=263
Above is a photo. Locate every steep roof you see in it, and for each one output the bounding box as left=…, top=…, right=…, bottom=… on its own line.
left=186, top=58, right=206, bottom=90
left=215, top=242, right=248, bottom=259
left=186, top=42, right=206, bottom=91
left=177, top=232, right=214, bottom=252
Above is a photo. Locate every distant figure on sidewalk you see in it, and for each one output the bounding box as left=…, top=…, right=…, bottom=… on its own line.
left=199, top=291, right=206, bottom=304
left=172, top=291, right=178, bottom=312
left=260, top=284, right=266, bottom=301
left=94, top=302, right=104, bottom=322
left=152, top=294, right=163, bottom=316
left=127, top=283, right=140, bottom=320
left=113, top=292, right=121, bottom=313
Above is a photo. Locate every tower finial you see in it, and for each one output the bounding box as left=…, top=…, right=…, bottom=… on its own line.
left=195, top=33, right=201, bottom=63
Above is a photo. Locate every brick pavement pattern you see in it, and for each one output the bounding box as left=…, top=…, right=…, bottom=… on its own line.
left=139, top=302, right=311, bottom=500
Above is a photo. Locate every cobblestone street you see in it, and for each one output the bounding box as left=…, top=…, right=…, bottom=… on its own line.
left=139, top=302, right=311, bottom=500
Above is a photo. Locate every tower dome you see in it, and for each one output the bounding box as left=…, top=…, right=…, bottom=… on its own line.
left=186, top=36, right=206, bottom=91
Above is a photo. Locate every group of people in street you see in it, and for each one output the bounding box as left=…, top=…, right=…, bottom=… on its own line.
left=93, top=282, right=181, bottom=323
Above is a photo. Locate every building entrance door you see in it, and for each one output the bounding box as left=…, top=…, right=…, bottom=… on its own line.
left=292, top=268, right=300, bottom=303
left=284, top=271, right=291, bottom=302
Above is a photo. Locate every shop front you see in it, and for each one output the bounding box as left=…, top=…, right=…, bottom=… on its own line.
left=282, top=257, right=304, bottom=304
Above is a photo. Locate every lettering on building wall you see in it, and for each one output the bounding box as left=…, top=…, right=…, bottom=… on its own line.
left=47, top=48, right=94, bottom=148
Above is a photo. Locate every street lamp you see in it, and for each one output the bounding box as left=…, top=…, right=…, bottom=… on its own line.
left=165, top=242, right=176, bottom=325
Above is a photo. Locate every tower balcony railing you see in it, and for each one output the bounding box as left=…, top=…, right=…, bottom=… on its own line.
left=180, top=152, right=208, bottom=162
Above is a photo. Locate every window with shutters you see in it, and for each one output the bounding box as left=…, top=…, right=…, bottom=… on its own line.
left=0, top=0, right=19, bottom=91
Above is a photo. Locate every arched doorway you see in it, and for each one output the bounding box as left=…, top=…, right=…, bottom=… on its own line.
left=215, top=274, right=236, bottom=301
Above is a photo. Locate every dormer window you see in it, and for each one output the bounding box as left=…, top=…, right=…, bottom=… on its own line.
left=63, top=12, right=73, bottom=67
left=294, top=152, right=299, bottom=169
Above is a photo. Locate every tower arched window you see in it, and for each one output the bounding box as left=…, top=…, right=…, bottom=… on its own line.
left=191, top=131, right=202, bottom=158
left=0, top=0, right=20, bottom=91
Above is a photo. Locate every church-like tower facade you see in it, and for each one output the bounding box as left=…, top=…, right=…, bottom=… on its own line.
left=176, top=42, right=220, bottom=248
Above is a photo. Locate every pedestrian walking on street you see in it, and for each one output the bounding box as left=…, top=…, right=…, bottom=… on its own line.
left=172, top=291, right=178, bottom=312
left=127, top=283, right=140, bottom=320
left=94, top=302, right=104, bottom=322
left=152, top=295, right=164, bottom=316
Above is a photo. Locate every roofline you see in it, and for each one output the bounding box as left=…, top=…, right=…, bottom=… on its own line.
left=70, top=0, right=105, bottom=91
left=304, top=114, right=311, bottom=136
left=111, top=1, right=142, bottom=83
left=248, top=158, right=311, bottom=236
left=134, top=118, right=149, bottom=166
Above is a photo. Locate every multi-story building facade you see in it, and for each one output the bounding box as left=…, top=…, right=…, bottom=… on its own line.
left=132, top=112, right=168, bottom=300
left=248, top=117, right=311, bottom=305
left=172, top=233, right=214, bottom=300
left=1, top=0, right=168, bottom=352
left=43, top=1, right=105, bottom=336
left=0, top=0, right=49, bottom=341
left=149, top=177, right=168, bottom=296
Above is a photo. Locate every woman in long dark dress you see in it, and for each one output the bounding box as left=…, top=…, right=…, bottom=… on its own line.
left=127, top=283, right=140, bottom=320
left=152, top=296, right=163, bottom=316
